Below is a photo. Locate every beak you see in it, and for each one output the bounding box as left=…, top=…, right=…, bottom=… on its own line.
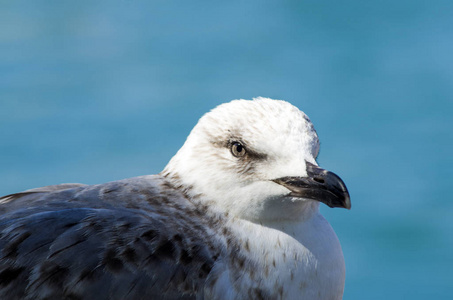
left=272, top=162, right=351, bottom=209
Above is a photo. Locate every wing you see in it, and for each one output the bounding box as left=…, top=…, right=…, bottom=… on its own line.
left=0, top=183, right=87, bottom=204
left=0, top=176, right=224, bottom=300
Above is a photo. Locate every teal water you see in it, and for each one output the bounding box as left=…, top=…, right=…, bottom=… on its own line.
left=1, top=1, right=452, bottom=298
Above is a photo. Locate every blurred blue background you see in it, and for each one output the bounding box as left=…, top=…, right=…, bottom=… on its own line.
left=1, top=0, right=452, bottom=298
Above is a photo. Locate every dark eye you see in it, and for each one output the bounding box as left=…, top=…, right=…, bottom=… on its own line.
left=231, top=142, right=246, bottom=157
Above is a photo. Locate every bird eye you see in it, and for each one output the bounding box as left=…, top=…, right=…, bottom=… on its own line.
left=231, top=142, right=246, bottom=157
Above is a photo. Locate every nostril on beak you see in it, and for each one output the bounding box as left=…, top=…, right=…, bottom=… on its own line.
left=313, top=177, right=325, bottom=184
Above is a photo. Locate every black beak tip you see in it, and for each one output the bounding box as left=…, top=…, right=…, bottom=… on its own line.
left=343, top=196, right=352, bottom=210
left=336, top=181, right=351, bottom=210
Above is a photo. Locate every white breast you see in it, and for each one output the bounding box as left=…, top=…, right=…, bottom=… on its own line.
left=215, top=213, right=346, bottom=300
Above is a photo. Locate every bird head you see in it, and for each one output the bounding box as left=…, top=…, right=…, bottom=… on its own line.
left=163, top=98, right=350, bottom=223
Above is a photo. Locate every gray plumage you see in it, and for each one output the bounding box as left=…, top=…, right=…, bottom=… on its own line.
left=0, top=176, right=245, bottom=300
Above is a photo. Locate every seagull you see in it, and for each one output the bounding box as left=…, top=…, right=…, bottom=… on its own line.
left=0, top=97, right=350, bottom=300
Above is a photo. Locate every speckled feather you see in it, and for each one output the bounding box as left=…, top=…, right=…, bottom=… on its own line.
left=0, top=176, right=260, bottom=300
